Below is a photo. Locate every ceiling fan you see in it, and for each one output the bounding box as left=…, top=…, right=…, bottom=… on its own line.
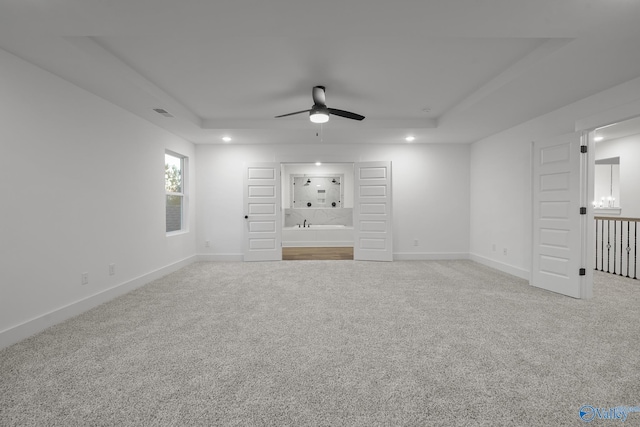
left=275, top=86, right=365, bottom=123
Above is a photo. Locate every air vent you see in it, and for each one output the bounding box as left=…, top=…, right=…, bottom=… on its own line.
left=153, top=108, right=174, bottom=118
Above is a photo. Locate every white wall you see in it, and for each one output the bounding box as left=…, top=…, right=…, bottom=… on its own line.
left=595, top=134, right=640, bottom=217
left=470, top=75, right=640, bottom=279
left=0, top=49, right=196, bottom=347
left=196, top=143, right=470, bottom=260
left=469, top=136, right=532, bottom=278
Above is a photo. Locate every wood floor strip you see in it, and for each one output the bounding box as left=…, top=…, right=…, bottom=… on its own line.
left=282, top=247, right=354, bottom=260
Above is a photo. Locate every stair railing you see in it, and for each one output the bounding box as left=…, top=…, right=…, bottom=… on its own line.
left=594, top=216, right=639, bottom=279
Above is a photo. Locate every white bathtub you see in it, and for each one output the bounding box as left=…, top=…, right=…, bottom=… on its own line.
left=282, top=225, right=354, bottom=247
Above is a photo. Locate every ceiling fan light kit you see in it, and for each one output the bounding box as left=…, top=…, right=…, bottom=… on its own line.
left=275, top=86, right=365, bottom=123
left=309, top=106, right=330, bottom=123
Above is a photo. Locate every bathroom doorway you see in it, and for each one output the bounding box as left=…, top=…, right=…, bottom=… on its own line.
left=281, top=162, right=355, bottom=260
left=243, top=161, right=393, bottom=261
left=280, top=161, right=393, bottom=261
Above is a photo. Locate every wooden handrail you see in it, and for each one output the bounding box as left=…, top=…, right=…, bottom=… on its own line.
left=594, top=216, right=640, bottom=222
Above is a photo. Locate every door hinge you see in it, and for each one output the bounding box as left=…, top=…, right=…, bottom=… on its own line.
left=579, top=268, right=586, bottom=276
left=580, top=207, right=587, bottom=215
left=580, top=145, right=588, bottom=153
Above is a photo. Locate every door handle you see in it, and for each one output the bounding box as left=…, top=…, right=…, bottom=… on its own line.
left=244, top=215, right=248, bottom=219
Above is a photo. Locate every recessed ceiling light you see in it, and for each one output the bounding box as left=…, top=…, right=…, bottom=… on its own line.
left=594, top=136, right=604, bottom=142
left=315, top=162, right=322, bottom=166
left=405, top=136, right=415, bottom=142
left=222, top=136, right=232, bottom=142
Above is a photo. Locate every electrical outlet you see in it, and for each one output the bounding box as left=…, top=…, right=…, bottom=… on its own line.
left=413, top=239, right=419, bottom=246
left=205, top=240, right=210, bottom=248
left=81, top=272, right=89, bottom=285
left=492, top=244, right=496, bottom=252
left=109, top=264, right=116, bottom=276
left=503, top=248, right=508, bottom=256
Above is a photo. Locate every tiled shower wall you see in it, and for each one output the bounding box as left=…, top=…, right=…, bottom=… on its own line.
left=284, top=208, right=353, bottom=227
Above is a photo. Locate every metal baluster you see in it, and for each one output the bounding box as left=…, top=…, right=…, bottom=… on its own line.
left=601, top=219, right=605, bottom=271
left=620, top=220, right=624, bottom=276
left=613, top=221, right=617, bottom=275
left=607, top=220, right=611, bottom=273
left=627, top=221, right=631, bottom=278
left=633, top=221, right=637, bottom=279
left=595, top=219, right=600, bottom=271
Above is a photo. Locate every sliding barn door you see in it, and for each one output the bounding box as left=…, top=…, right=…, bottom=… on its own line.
left=531, top=133, right=589, bottom=298
left=354, top=161, right=393, bottom=261
left=243, top=163, right=282, bottom=262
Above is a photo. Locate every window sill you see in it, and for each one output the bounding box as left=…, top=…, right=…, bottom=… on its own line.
left=166, top=229, right=189, bottom=237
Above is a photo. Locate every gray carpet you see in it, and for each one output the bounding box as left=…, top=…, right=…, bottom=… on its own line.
left=1, top=260, right=639, bottom=426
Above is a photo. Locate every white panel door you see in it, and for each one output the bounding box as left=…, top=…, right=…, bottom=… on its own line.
left=531, top=133, right=587, bottom=298
left=354, top=161, right=393, bottom=261
left=243, top=163, right=282, bottom=262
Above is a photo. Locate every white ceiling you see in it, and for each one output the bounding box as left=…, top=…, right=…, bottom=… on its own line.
left=2, top=0, right=640, bottom=145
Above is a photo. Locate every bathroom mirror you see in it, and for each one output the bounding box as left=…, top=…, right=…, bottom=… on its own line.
left=594, top=157, right=620, bottom=208
left=292, top=175, right=343, bottom=208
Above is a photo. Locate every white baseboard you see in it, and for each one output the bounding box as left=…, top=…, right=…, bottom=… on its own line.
left=0, top=255, right=197, bottom=350
left=197, top=253, right=243, bottom=262
left=469, top=253, right=530, bottom=280
left=393, top=252, right=470, bottom=261
left=198, top=252, right=472, bottom=261
left=197, top=252, right=473, bottom=261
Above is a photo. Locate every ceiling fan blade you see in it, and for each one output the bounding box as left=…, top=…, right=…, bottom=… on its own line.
left=312, top=86, right=326, bottom=106
left=274, top=109, right=311, bottom=118
left=328, top=108, right=365, bottom=121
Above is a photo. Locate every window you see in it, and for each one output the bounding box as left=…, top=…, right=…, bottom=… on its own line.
left=165, top=151, right=187, bottom=233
